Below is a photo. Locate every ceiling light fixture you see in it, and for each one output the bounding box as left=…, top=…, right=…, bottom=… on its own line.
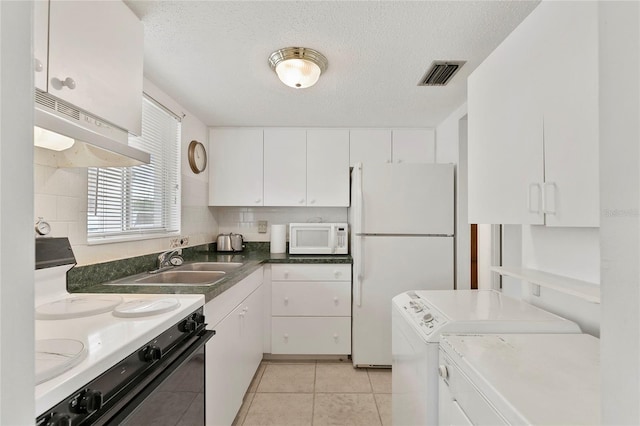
left=268, top=47, right=328, bottom=89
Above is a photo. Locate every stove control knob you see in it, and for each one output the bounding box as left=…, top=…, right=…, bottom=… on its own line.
left=180, top=319, right=197, bottom=333
left=142, top=345, right=162, bottom=362
left=70, top=388, right=102, bottom=414
left=41, top=412, right=72, bottom=426
left=423, top=313, right=434, bottom=323
left=191, top=312, right=205, bottom=324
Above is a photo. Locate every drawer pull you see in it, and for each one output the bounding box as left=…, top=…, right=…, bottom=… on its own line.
left=333, top=297, right=339, bottom=305
left=284, top=270, right=289, bottom=278
left=333, top=333, right=339, bottom=342
left=284, top=297, right=289, bottom=305
left=334, top=270, right=341, bottom=278
left=243, top=306, right=249, bottom=312
left=283, top=333, right=289, bottom=342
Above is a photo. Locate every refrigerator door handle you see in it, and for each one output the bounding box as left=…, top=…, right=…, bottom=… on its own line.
left=354, top=235, right=364, bottom=307
left=355, top=163, right=363, bottom=234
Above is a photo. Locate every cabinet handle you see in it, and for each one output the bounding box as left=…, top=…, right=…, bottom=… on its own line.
left=310, top=199, right=316, bottom=204
left=333, top=333, right=339, bottom=341
left=34, top=58, right=43, bottom=72
left=397, top=159, right=403, bottom=163
left=51, top=77, right=76, bottom=90
left=284, top=297, right=289, bottom=305
left=334, top=270, right=341, bottom=278
left=283, top=270, right=289, bottom=278
left=255, top=198, right=261, bottom=204
left=333, top=297, right=339, bottom=305
left=542, top=182, right=557, bottom=215
left=239, top=311, right=245, bottom=318
left=243, top=306, right=249, bottom=312
left=299, top=199, right=305, bottom=204
left=283, top=333, right=289, bottom=341
left=527, top=183, right=542, bottom=214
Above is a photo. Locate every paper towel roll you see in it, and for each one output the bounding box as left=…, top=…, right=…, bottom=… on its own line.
left=270, top=224, right=287, bottom=254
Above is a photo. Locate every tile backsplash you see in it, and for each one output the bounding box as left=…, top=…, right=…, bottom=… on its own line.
left=212, top=207, right=348, bottom=242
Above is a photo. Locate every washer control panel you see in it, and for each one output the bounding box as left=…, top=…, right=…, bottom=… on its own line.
left=398, top=291, right=442, bottom=335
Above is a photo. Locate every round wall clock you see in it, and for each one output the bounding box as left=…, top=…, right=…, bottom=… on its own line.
left=188, top=140, right=207, bottom=174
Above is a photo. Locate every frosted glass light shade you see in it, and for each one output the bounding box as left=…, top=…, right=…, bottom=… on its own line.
left=275, top=59, right=322, bottom=89
left=269, top=47, right=328, bottom=89
left=34, top=126, right=75, bottom=151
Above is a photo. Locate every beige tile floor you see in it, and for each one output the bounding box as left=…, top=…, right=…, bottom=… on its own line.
left=232, top=361, right=392, bottom=426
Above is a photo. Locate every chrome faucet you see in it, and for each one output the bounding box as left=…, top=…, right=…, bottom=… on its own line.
left=150, top=249, right=184, bottom=273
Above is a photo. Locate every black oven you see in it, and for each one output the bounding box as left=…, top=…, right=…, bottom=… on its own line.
left=36, top=309, right=214, bottom=426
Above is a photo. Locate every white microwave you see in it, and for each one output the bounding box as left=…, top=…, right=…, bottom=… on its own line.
left=289, top=223, right=348, bottom=255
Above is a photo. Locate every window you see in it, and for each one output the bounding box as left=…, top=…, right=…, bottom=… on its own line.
left=87, top=95, right=181, bottom=242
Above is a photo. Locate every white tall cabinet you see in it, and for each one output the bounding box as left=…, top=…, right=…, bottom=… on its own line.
left=468, top=1, right=598, bottom=227
left=209, top=128, right=264, bottom=206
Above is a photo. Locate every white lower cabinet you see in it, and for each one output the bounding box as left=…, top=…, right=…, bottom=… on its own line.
left=271, top=317, right=351, bottom=354
left=270, top=264, right=351, bottom=355
left=205, top=269, right=263, bottom=426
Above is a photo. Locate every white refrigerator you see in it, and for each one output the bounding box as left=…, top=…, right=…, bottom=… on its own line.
left=350, top=162, right=454, bottom=367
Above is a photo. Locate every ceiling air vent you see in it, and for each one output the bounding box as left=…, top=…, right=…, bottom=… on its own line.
left=418, top=61, right=466, bottom=86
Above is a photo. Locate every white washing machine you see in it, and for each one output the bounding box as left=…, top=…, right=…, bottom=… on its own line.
left=438, top=333, right=600, bottom=425
left=391, top=290, right=582, bottom=426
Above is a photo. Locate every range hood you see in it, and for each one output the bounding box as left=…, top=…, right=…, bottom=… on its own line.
left=34, top=90, right=150, bottom=167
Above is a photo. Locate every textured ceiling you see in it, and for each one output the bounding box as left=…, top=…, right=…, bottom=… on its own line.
left=125, top=1, right=539, bottom=128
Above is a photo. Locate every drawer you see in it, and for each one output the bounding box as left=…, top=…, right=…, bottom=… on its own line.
left=271, top=317, right=351, bottom=355
left=271, top=264, right=350, bottom=281
left=272, top=282, right=351, bottom=316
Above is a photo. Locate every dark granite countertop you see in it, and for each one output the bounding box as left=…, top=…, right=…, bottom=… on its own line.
left=70, top=243, right=352, bottom=303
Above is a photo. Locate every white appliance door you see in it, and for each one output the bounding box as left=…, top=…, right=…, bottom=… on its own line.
left=357, top=163, right=454, bottom=235
left=352, top=235, right=453, bottom=366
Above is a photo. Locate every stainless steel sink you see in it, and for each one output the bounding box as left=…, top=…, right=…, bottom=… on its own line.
left=174, top=262, right=243, bottom=273
left=105, top=261, right=245, bottom=286
left=107, top=270, right=227, bottom=286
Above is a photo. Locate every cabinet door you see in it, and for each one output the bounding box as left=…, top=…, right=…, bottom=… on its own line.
left=34, top=1, right=49, bottom=91
left=391, top=129, right=435, bottom=163
left=205, top=303, right=245, bottom=426
left=209, top=128, right=264, bottom=206
left=307, top=129, right=350, bottom=206
left=238, top=285, right=264, bottom=392
left=467, top=9, right=545, bottom=225
left=541, top=1, right=599, bottom=227
left=350, top=129, right=392, bottom=165
left=263, top=128, right=306, bottom=206
left=48, top=0, right=143, bottom=134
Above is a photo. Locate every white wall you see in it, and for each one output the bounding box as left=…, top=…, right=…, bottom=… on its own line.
left=435, top=103, right=469, bottom=289
left=34, top=79, right=218, bottom=266
left=599, top=2, right=640, bottom=423
left=0, top=1, right=35, bottom=423
left=213, top=207, right=347, bottom=242
left=521, top=225, right=601, bottom=336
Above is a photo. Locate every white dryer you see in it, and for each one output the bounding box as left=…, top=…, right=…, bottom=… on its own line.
left=438, top=333, right=600, bottom=425
left=391, top=290, right=582, bottom=426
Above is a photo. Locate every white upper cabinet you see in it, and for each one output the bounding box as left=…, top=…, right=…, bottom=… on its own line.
left=307, top=129, right=350, bottom=207
left=468, top=1, right=598, bottom=227
left=392, top=129, right=435, bottom=163
left=541, top=1, right=599, bottom=227
left=46, top=0, right=144, bottom=135
left=350, top=129, right=392, bottom=165
left=209, top=128, right=264, bottom=206
left=264, top=128, right=307, bottom=206
left=349, top=128, right=435, bottom=165
left=34, top=1, right=49, bottom=91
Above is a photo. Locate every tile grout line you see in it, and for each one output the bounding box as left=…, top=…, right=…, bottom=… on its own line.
left=311, top=361, right=317, bottom=426
left=367, top=368, right=385, bottom=426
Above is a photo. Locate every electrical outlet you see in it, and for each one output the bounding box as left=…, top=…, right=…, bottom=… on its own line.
left=169, top=236, right=189, bottom=248
left=258, top=220, right=268, bottom=233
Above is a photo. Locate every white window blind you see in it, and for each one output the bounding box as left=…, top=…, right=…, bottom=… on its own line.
left=87, top=95, right=181, bottom=242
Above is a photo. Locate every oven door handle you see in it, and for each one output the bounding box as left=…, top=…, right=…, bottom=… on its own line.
left=94, top=329, right=215, bottom=425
